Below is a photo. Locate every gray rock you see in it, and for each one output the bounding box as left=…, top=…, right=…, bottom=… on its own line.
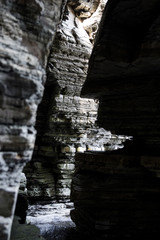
left=0, top=0, right=63, bottom=239
left=25, top=2, right=128, bottom=203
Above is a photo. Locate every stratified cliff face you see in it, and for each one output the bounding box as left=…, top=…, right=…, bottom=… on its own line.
left=82, top=0, right=160, bottom=154
left=71, top=0, right=160, bottom=239
left=0, top=1, right=62, bottom=239
left=24, top=3, right=97, bottom=202
left=4, top=0, right=160, bottom=239
left=24, top=0, right=129, bottom=203
left=24, top=2, right=94, bottom=203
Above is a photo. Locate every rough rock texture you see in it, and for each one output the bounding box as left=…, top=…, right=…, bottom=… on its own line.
left=4, top=0, right=160, bottom=239
left=24, top=1, right=128, bottom=203
left=24, top=4, right=93, bottom=202
left=68, top=0, right=100, bottom=18
left=0, top=1, right=62, bottom=239
left=71, top=0, right=160, bottom=238
left=83, top=0, right=108, bottom=42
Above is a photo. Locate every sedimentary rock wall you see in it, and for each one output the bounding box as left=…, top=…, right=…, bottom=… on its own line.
left=24, top=0, right=129, bottom=203
left=82, top=0, right=160, bottom=154
left=24, top=2, right=98, bottom=202
left=0, top=1, right=63, bottom=239
left=71, top=0, right=160, bottom=238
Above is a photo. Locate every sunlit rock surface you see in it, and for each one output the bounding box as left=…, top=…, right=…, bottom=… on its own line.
left=83, top=0, right=108, bottom=42
left=68, top=0, right=100, bottom=17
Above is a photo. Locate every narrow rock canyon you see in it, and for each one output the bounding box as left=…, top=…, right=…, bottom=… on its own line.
left=1, top=0, right=160, bottom=240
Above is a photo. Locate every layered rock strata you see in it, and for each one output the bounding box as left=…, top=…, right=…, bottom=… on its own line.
left=71, top=0, right=160, bottom=238
left=25, top=0, right=128, bottom=203
left=0, top=1, right=63, bottom=239
left=24, top=4, right=94, bottom=202
left=82, top=0, right=160, bottom=154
